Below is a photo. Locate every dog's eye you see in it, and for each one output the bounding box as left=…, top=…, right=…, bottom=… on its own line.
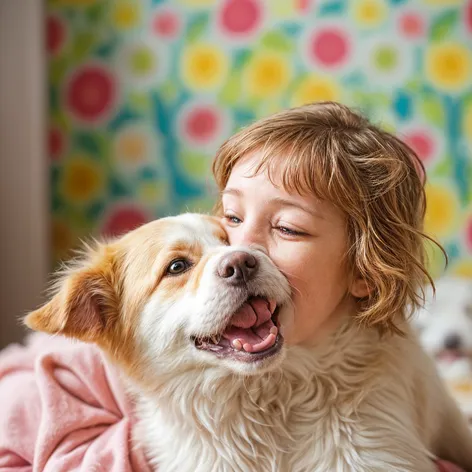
left=166, top=259, right=191, bottom=275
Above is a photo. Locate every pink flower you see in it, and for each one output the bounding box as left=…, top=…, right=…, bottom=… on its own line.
left=102, top=205, right=150, bottom=238
left=47, top=15, right=66, bottom=56
left=465, top=0, right=472, bottom=34
left=48, top=127, right=65, bottom=161
left=307, top=27, right=350, bottom=69
left=404, top=130, right=435, bottom=163
left=466, top=218, right=472, bottom=252
left=65, top=65, right=117, bottom=123
left=179, top=103, right=228, bottom=148
left=218, top=0, right=263, bottom=37
left=152, top=8, right=180, bottom=39
left=398, top=12, right=425, bottom=39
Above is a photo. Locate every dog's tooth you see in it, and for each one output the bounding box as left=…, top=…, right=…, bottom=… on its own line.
left=211, top=336, right=219, bottom=345
left=270, top=326, right=278, bottom=336
left=269, top=300, right=277, bottom=314
left=232, top=339, right=243, bottom=351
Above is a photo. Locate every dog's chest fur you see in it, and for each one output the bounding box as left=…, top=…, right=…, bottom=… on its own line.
left=133, top=325, right=443, bottom=472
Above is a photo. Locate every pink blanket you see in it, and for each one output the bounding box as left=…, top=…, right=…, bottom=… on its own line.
left=0, top=333, right=151, bottom=472
left=0, top=333, right=464, bottom=472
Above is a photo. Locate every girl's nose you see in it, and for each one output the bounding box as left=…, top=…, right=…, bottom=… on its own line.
left=231, top=227, right=267, bottom=252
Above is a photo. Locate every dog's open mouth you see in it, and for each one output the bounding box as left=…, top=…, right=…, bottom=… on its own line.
left=437, top=349, right=467, bottom=363
left=192, top=296, right=283, bottom=362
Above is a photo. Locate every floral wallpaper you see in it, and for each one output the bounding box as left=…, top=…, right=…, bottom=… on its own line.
left=47, top=0, right=472, bottom=277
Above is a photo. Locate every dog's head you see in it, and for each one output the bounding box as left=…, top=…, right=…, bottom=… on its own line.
left=415, top=277, right=472, bottom=376
left=25, top=214, right=292, bottom=385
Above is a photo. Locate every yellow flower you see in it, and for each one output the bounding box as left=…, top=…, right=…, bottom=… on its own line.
left=426, top=43, right=472, bottom=92
left=452, top=260, right=472, bottom=279
left=61, top=155, right=104, bottom=204
left=424, top=239, right=447, bottom=279
left=463, top=101, right=472, bottom=142
left=424, top=182, right=459, bottom=239
left=245, top=52, right=292, bottom=99
left=116, top=131, right=148, bottom=164
left=182, top=43, right=229, bottom=91
left=177, top=0, right=217, bottom=6
left=353, top=0, right=388, bottom=27
left=111, top=0, right=141, bottom=30
left=291, top=75, right=340, bottom=107
left=139, top=182, right=167, bottom=205
left=268, top=0, right=298, bottom=19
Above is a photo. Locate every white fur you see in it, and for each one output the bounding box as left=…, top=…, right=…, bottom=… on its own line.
left=415, top=277, right=472, bottom=381
left=120, top=215, right=472, bottom=471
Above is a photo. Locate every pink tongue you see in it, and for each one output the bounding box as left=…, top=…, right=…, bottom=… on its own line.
left=223, top=298, right=276, bottom=353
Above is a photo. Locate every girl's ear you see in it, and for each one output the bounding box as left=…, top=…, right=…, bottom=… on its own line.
left=350, top=277, right=370, bottom=298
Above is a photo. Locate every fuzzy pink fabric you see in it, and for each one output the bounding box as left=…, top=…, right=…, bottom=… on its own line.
left=0, top=333, right=151, bottom=472
left=0, top=333, right=465, bottom=471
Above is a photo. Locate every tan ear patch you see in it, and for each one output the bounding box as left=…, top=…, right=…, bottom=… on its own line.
left=24, top=294, right=67, bottom=334
left=24, top=249, right=120, bottom=342
left=202, top=214, right=228, bottom=244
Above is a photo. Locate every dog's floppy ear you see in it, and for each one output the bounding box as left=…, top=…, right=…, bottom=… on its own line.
left=24, top=245, right=119, bottom=342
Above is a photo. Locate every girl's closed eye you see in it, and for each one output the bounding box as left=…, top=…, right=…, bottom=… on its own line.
left=274, top=224, right=308, bottom=238
left=275, top=225, right=305, bottom=237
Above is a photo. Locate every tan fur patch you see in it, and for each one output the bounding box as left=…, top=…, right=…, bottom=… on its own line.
left=24, top=217, right=210, bottom=389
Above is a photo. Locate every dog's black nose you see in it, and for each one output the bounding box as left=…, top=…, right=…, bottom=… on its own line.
left=444, top=333, right=462, bottom=350
left=217, top=251, right=258, bottom=284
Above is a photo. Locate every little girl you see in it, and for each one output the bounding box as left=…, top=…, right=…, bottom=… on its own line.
left=212, top=101, right=470, bottom=470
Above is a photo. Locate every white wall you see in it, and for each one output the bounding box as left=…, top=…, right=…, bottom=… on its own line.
left=0, top=1, right=49, bottom=348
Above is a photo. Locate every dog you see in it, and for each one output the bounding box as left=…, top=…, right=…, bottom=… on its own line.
left=414, top=276, right=472, bottom=421
left=25, top=214, right=472, bottom=471
left=415, top=277, right=472, bottom=378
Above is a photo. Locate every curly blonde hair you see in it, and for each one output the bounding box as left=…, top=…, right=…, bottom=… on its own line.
left=212, top=102, right=443, bottom=335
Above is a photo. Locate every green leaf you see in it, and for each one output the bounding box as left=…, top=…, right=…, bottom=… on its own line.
left=86, top=2, right=107, bottom=23
left=95, top=41, right=117, bottom=59
left=186, top=12, right=209, bottom=42
left=74, top=132, right=101, bottom=156
left=159, top=81, right=179, bottom=103
left=71, top=32, right=96, bottom=62
left=430, top=10, right=458, bottom=41
left=260, top=31, right=294, bottom=53
left=420, top=95, right=444, bottom=127
left=110, top=176, right=131, bottom=198
left=463, top=91, right=472, bottom=108
left=404, top=77, right=423, bottom=93
left=86, top=202, right=106, bottom=222
left=51, top=111, right=72, bottom=133
left=233, top=49, right=252, bottom=69
left=218, top=73, right=241, bottom=106
left=128, top=91, right=152, bottom=112
left=179, top=196, right=215, bottom=214
left=318, top=0, right=345, bottom=16
left=432, top=157, right=452, bottom=178
left=181, top=150, right=210, bottom=178
left=49, top=57, right=69, bottom=86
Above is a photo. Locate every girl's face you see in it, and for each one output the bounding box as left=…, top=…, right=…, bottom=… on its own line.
left=221, top=153, right=367, bottom=346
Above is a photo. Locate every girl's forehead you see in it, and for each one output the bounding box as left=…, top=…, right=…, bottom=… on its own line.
left=225, top=157, right=345, bottom=222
